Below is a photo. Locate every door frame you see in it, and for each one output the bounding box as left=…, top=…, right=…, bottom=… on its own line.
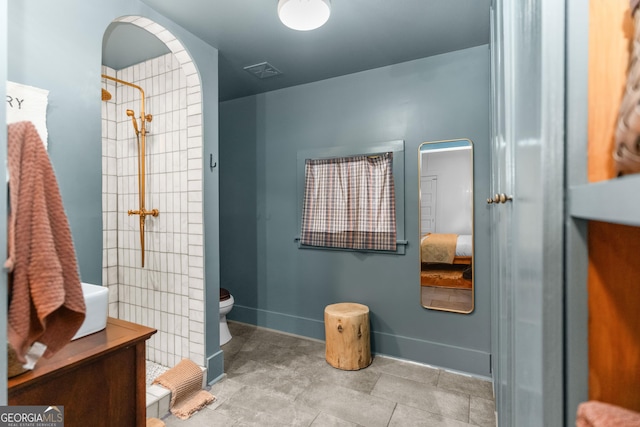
left=490, top=0, right=566, bottom=425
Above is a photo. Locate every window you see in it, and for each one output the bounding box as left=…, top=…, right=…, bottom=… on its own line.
left=300, top=152, right=397, bottom=251
left=296, top=141, right=406, bottom=254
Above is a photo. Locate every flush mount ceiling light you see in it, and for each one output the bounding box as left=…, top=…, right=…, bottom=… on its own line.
left=277, top=0, right=331, bottom=31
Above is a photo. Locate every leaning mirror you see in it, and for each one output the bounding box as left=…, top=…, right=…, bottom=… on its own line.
left=419, top=139, right=473, bottom=313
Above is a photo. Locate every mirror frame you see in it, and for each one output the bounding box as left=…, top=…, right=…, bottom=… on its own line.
left=418, top=139, right=474, bottom=314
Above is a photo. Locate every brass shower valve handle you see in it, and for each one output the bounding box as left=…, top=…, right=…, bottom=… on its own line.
left=127, top=208, right=159, bottom=269
left=128, top=209, right=160, bottom=218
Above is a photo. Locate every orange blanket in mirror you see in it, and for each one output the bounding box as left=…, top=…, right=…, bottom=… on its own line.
left=420, top=233, right=458, bottom=264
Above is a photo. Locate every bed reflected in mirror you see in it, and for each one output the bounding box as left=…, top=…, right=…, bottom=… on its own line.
left=419, top=139, right=473, bottom=313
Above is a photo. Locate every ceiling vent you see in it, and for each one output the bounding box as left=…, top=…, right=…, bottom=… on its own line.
left=243, top=62, right=282, bottom=79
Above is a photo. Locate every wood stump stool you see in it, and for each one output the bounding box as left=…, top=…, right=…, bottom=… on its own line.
left=324, top=302, right=372, bottom=370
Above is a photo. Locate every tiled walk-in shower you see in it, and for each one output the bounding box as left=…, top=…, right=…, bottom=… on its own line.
left=101, top=16, right=205, bottom=371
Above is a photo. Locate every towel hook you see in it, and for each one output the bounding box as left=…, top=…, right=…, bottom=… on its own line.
left=210, top=153, right=217, bottom=170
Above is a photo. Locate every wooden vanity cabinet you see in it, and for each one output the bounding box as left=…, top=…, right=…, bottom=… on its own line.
left=8, top=317, right=156, bottom=427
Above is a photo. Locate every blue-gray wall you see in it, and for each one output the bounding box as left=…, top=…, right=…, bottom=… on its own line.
left=6, top=0, right=222, bottom=382
left=220, top=45, right=492, bottom=376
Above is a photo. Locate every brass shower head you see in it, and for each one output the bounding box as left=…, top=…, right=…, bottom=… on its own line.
left=126, top=109, right=140, bottom=135
left=101, top=88, right=112, bottom=101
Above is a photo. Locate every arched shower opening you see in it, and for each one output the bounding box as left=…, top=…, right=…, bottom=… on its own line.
left=100, top=16, right=205, bottom=376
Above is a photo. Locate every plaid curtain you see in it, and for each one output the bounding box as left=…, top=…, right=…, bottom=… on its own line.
left=300, top=152, right=397, bottom=251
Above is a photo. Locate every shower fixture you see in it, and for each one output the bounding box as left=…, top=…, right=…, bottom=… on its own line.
left=101, top=88, right=112, bottom=101
left=126, top=109, right=140, bottom=135
left=101, top=74, right=159, bottom=268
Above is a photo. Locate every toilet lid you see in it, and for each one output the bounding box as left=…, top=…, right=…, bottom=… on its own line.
left=220, top=288, right=231, bottom=301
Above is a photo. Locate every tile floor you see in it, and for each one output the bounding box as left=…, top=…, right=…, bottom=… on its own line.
left=161, top=321, right=496, bottom=426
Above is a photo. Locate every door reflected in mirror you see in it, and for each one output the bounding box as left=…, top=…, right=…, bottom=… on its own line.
left=419, top=139, right=473, bottom=313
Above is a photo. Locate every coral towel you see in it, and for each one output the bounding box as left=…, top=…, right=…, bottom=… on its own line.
left=577, top=401, right=640, bottom=427
left=6, top=121, right=85, bottom=363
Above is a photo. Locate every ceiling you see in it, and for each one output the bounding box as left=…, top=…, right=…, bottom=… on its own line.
left=102, top=0, right=491, bottom=102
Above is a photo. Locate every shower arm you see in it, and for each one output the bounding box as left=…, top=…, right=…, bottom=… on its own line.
left=102, top=74, right=159, bottom=267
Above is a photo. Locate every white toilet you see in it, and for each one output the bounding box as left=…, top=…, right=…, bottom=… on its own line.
left=219, top=288, right=234, bottom=345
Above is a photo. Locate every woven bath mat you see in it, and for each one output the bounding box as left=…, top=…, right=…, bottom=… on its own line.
left=152, top=359, right=215, bottom=420
left=146, top=418, right=165, bottom=427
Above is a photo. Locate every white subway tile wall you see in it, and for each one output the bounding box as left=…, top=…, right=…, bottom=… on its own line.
left=101, top=18, right=204, bottom=368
